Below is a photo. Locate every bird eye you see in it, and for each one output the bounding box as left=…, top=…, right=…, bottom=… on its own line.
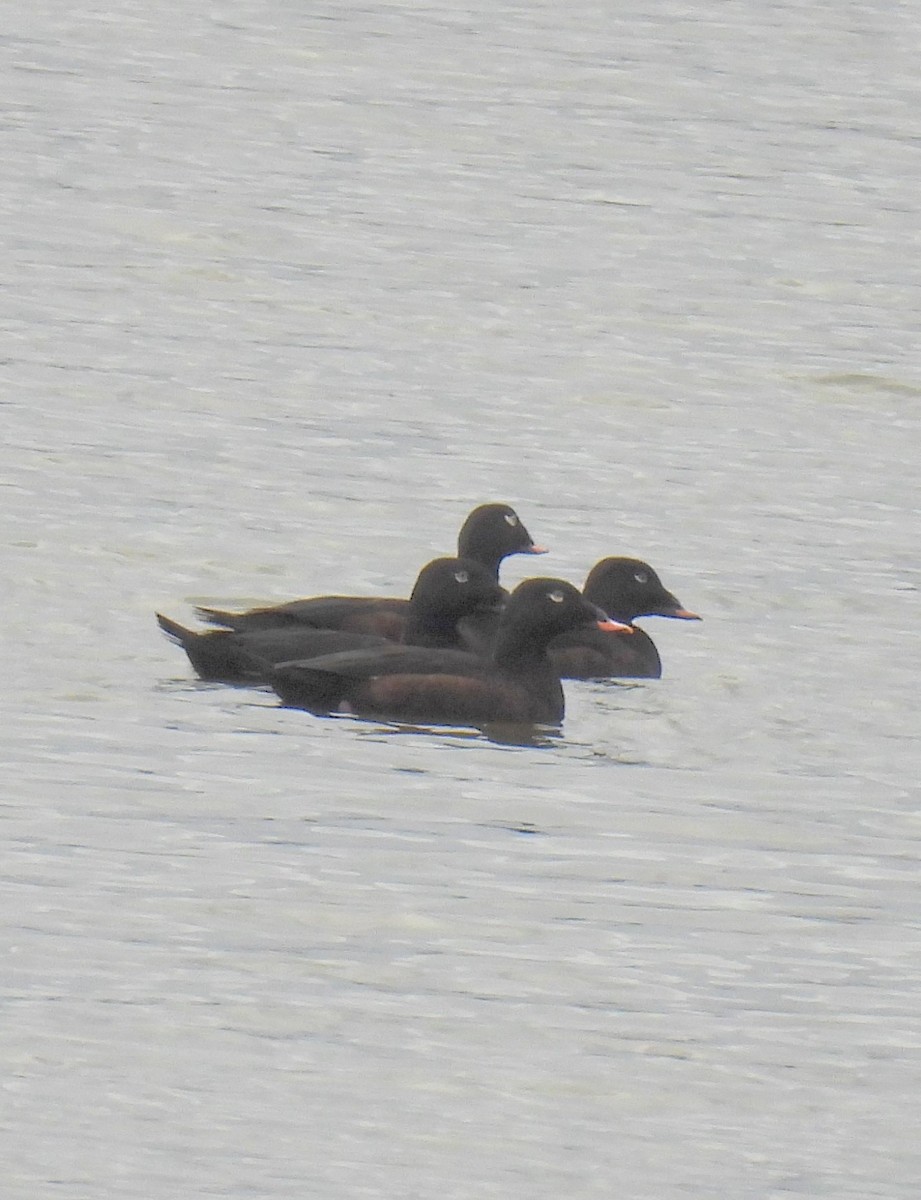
left=548, top=589, right=565, bottom=604
left=634, top=571, right=648, bottom=584
left=503, top=513, right=518, bottom=526
left=454, top=570, right=469, bottom=584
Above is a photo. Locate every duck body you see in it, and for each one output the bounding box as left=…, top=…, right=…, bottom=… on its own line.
left=158, top=557, right=503, bottom=684
left=271, top=643, right=566, bottom=725
left=156, top=617, right=388, bottom=684
left=269, top=578, right=626, bottom=728
left=550, top=623, right=663, bottom=678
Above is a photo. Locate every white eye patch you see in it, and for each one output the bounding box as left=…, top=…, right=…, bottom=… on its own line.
left=454, top=570, right=470, bottom=584
left=503, top=513, right=519, bottom=526
left=548, top=589, right=565, bottom=604
left=634, top=571, right=648, bottom=584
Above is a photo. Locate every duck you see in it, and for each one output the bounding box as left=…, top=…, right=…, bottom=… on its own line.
left=194, top=502, right=546, bottom=638
left=456, top=556, right=700, bottom=678
left=549, top=557, right=701, bottom=678
left=156, top=557, right=504, bottom=684
left=268, top=578, right=630, bottom=728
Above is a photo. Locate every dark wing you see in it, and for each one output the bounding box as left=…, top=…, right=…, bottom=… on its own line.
left=269, top=644, right=486, bottom=713
left=230, top=627, right=387, bottom=663
left=196, top=595, right=408, bottom=635
left=273, top=643, right=484, bottom=681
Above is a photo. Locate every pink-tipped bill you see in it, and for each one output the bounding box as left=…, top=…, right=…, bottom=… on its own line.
left=597, top=617, right=633, bottom=634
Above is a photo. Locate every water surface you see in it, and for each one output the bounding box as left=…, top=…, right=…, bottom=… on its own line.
left=3, top=2, right=921, bottom=1197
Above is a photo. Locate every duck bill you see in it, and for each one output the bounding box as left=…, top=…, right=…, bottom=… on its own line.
left=665, top=607, right=702, bottom=621
left=597, top=617, right=633, bottom=633
left=525, top=543, right=549, bottom=555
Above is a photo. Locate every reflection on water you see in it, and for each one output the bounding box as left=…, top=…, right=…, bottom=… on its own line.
left=266, top=706, right=567, bottom=749
left=359, top=717, right=565, bottom=749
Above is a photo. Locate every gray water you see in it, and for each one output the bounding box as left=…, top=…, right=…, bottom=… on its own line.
left=4, top=1, right=921, bottom=1196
